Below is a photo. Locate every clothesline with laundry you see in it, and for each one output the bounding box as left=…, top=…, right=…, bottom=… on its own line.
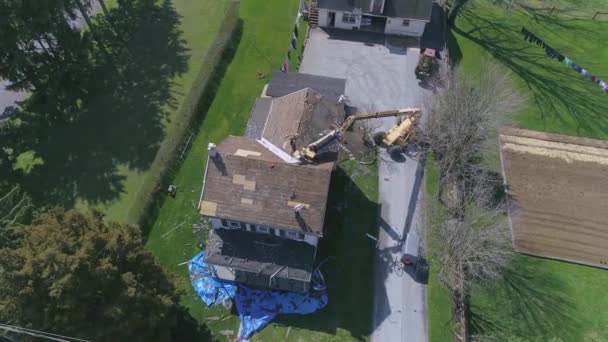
left=520, top=27, right=608, bottom=94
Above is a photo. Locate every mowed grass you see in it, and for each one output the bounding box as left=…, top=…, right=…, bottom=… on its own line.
left=425, top=1, right=608, bottom=341
left=10, top=0, right=229, bottom=223
left=142, top=1, right=382, bottom=340
left=424, top=155, right=453, bottom=342
left=450, top=0, right=608, bottom=139
left=98, top=0, right=230, bottom=221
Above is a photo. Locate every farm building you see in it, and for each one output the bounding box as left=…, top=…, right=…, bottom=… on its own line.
left=199, top=73, right=347, bottom=292
left=314, top=0, right=433, bottom=37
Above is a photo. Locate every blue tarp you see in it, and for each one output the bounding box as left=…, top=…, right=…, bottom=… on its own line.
left=188, top=251, right=236, bottom=307
left=188, top=251, right=328, bottom=339
left=236, top=285, right=328, bottom=338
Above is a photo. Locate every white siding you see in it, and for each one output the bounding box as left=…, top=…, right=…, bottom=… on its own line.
left=304, top=233, right=319, bottom=246
left=209, top=218, right=320, bottom=246
left=334, top=11, right=361, bottom=30
left=318, top=8, right=329, bottom=27
left=384, top=17, right=426, bottom=36
left=209, top=217, right=224, bottom=229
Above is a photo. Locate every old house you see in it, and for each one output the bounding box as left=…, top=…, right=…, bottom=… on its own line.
left=199, top=74, right=347, bottom=292
left=315, top=0, right=433, bottom=36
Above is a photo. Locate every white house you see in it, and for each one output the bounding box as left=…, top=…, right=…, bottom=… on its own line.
left=316, top=0, right=433, bottom=37
left=198, top=75, right=347, bottom=293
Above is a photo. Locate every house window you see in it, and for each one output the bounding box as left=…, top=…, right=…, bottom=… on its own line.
left=286, top=230, right=305, bottom=240
left=257, top=226, right=270, bottom=234
left=402, top=19, right=410, bottom=27
left=227, top=220, right=242, bottom=229
left=342, top=13, right=356, bottom=24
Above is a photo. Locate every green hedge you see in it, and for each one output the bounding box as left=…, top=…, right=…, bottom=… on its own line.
left=124, top=1, right=242, bottom=226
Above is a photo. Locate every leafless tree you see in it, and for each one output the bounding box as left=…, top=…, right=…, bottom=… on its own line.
left=421, top=59, right=522, bottom=216
left=423, top=60, right=520, bottom=341
left=429, top=187, right=514, bottom=341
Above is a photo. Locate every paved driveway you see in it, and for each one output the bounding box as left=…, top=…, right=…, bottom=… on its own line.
left=300, top=28, right=430, bottom=342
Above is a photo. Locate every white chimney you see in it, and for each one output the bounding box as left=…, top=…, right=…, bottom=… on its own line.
left=208, top=143, right=217, bottom=158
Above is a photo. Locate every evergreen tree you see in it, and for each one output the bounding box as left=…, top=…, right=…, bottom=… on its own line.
left=0, top=185, right=32, bottom=249
left=0, top=209, right=181, bottom=341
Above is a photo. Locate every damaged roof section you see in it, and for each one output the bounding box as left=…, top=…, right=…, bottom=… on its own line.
left=261, top=88, right=345, bottom=156
left=203, top=229, right=316, bottom=292
left=200, top=135, right=333, bottom=235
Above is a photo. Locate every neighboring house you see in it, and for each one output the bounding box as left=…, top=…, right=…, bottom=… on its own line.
left=199, top=75, right=347, bottom=293
left=316, top=0, right=433, bottom=37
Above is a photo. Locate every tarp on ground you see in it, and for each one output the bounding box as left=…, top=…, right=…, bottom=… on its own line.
left=188, top=251, right=236, bottom=307
left=236, top=285, right=328, bottom=339
left=188, top=251, right=328, bottom=339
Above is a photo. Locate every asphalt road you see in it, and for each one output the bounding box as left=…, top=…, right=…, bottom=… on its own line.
left=300, top=28, right=430, bottom=342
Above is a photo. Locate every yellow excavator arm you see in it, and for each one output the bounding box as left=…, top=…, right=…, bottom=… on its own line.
left=293, top=107, right=420, bottom=161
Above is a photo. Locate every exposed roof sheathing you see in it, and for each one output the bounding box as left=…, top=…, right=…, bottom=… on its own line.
left=262, top=88, right=344, bottom=156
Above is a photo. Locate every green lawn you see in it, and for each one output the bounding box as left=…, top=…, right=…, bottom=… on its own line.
left=91, top=0, right=233, bottom=221
left=144, top=1, right=381, bottom=339
left=425, top=1, right=608, bottom=341
left=7, top=0, right=229, bottom=223
left=144, top=0, right=302, bottom=336
left=424, top=155, right=453, bottom=342
left=450, top=0, right=608, bottom=139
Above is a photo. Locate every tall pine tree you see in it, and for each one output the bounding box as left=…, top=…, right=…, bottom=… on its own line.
left=0, top=209, right=181, bottom=341
left=0, top=185, right=32, bottom=248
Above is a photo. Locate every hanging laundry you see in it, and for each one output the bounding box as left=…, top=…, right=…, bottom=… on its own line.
left=581, top=69, right=591, bottom=79
left=521, top=26, right=608, bottom=95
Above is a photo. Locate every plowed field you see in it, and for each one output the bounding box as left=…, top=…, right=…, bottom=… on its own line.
left=500, top=128, right=608, bottom=269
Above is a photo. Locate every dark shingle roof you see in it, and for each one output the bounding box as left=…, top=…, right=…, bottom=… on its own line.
left=383, top=0, right=433, bottom=21
left=199, top=136, right=333, bottom=235
left=245, top=97, right=272, bottom=139
left=267, top=71, right=346, bottom=102
left=203, top=229, right=317, bottom=291
left=318, top=0, right=372, bottom=12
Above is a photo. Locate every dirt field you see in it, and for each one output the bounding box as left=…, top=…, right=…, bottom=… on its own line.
left=499, top=128, right=608, bottom=269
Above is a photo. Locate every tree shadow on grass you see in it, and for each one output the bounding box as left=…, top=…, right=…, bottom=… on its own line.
left=2, top=0, right=189, bottom=208
left=171, top=307, right=214, bottom=342
left=451, top=6, right=608, bottom=138
left=139, top=17, right=243, bottom=237
left=272, top=166, right=380, bottom=339
left=470, top=256, right=581, bottom=341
